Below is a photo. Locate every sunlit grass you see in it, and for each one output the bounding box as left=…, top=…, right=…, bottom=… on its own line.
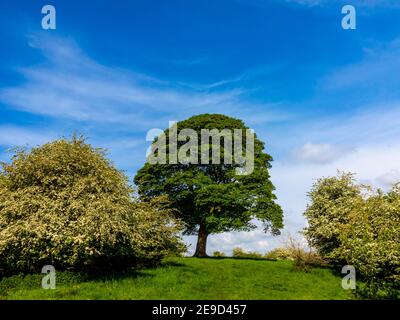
left=0, top=257, right=352, bottom=300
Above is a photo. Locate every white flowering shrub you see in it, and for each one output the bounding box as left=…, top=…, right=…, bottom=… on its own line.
left=304, top=172, right=362, bottom=261
left=304, top=172, right=399, bottom=299
left=338, top=187, right=400, bottom=298
left=0, top=136, right=185, bottom=276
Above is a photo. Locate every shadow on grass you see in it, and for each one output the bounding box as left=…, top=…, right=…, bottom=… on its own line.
left=0, top=258, right=191, bottom=295
left=73, top=258, right=190, bottom=283
left=326, top=264, right=348, bottom=277
left=86, top=269, right=154, bottom=282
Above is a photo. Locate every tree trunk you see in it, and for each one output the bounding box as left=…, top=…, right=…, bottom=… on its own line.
left=194, top=223, right=208, bottom=257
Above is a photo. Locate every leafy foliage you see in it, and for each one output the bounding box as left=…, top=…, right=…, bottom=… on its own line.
left=0, top=136, right=185, bottom=275
left=303, top=172, right=362, bottom=260
left=135, top=114, right=283, bottom=256
left=337, top=186, right=400, bottom=298
left=304, top=172, right=400, bottom=298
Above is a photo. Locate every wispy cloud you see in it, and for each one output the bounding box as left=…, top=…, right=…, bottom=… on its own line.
left=322, top=38, right=400, bottom=93
left=0, top=125, right=54, bottom=148
left=302, top=102, right=400, bottom=146
left=0, top=35, right=285, bottom=132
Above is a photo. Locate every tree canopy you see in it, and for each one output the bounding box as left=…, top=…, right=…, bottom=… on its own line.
left=134, top=114, right=283, bottom=257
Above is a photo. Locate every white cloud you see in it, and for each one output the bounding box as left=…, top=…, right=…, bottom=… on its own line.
left=283, top=102, right=400, bottom=149
left=376, top=169, right=400, bottom=189
left=0, top=126, right=54, bottom=147
left=293, top=142, right=345, bottom=164
left=271, top=142, right=400, bottom=243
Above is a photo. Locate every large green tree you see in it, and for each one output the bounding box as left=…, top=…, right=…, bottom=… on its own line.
left=134, top=114, right=283, bottom=257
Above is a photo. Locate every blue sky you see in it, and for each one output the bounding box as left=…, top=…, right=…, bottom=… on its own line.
left=1, top=0, right=400, bottom=254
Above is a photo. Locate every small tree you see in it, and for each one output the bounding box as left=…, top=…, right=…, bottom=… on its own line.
left=0, top=136, right=184, bottom=275
left=304, top=172, right=400, bottom=298
left=135, top=114, right=283, bottom=257
left=303, top=172, right=362, bottom=260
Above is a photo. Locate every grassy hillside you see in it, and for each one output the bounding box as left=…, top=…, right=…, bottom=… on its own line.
left=0, top=257, right=352, bottom=300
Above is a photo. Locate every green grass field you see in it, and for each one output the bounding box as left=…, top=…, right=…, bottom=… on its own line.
left=0, top=257, right=353, bottom=300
